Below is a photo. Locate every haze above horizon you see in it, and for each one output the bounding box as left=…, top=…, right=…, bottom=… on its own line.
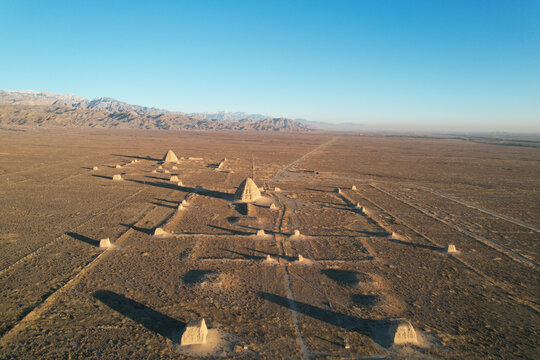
left=1, top=0, right=539, bottom=132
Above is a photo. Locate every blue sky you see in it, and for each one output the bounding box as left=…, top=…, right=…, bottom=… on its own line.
left=1, top=0, right=539, bottom=131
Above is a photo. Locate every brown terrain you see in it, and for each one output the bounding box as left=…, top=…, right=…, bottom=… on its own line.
left=0, top=128, right=539, bottom=359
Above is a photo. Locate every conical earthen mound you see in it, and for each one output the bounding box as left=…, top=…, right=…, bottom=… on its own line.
left=162, top=150, right=179, bottom=163
left=234, top=177, right=261, bottom=203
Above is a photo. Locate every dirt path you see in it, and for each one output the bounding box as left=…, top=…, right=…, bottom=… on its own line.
left=0, top=188, right=180, bottom=345
left=0, top=187, right=147, bottom=275
left=394, top=182, right=540, bottom=233
left=269, top=137, right=338, bottom=182
left=297, top=169, right=540, bottom=234
left=0, top=148, right=115, bottom=184
left=354, top=186, right=540, bottom=313
left=280, top=248, right=312, bottom=360
left=370, top=184, right=539, bottom=270
left=267, top=178, right=311, bottom=358
left=334, top=173, right=540, bottom=233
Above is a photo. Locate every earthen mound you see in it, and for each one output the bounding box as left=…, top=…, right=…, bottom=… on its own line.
left=234, top=177, right=261, bottom=203
left=163, top=149, right=179, bottom=163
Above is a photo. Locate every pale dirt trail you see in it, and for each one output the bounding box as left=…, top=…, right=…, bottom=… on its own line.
left=0, top=158, right=90, bottom=178
left=354, top=186, right=540, bottom=314
left=269, top=137, right=338, bottom=183
left=287, top=168, right=540, bottom=233
left=282, top=169, right=540, bottom=267
left=399, top=183, right=540, bottom=233
left=280, top=243, right=312, bottom=360
left=272, top=191, right=311, bottom=359
left=0, top=187, right=147, bottom=275
left=0, top=148, right=114, bottom=183
left=262, top=139, right=343, bottom=360
left=260, top=140, right=540, bottom=315
left=330, top=173, right=540, bottom=233
left=370, top=184, right=540, bottom=270
left=0, top=187, right=179, bottom=345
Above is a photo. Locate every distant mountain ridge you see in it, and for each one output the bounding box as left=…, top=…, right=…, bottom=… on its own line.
left=188, top=111, right=270, bottom=122
left=0, top=90, right=313, bottom=132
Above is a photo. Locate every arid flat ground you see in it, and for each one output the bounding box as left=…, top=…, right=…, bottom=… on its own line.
left=0, top=129, right=538, bottom=359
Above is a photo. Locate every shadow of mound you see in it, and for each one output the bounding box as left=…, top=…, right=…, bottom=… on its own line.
left=127, top=179, right=234, bottom=201
left=258, top=291, right=394, bottom=347
left=91, top=174, right=113, bottom=180
left=127, top=179, right=179, bottom=190
left=304, top=187, right=331, bottom=193
left=144, top=175, right=167, bottom=181
left=388, top=238, right=442, bottom=251
left=66, top=232, right=99, bottom=247
left=322, top=269, right=363, bottom=286
left=236, top=224, right=277, bottom=235
left=121, top=223, right=153, bottom=235
left=155, top=198, right=179, bottom=204
left=93, top=290, right=185, bottom=341
left=150, top=201, right=176, bottom=209
left=227, top=216, right=240, bottom=223
left=219, top=248, right=264, bottom=260
left=246, top=248, right=296, bottom=262
left=112, top=154, right=158, bottom=161
left=197, top=187, right=234, bottom=201
left=350, top=229, right=390, bottom=236
left=183, top=270, right=216, bottom=285
left=259, top=291, right=363, bottom=330
left=235, top=203, right=248, bottom=215
left=208, top=224, right=252, bottom=236
left=351, top=294, right=378, bottom=308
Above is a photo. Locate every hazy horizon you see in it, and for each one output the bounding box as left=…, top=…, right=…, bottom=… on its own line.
left=1, top=1, right=539, bottom=132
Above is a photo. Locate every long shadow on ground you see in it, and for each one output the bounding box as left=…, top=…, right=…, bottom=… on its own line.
left=321, top=269, right=363, bottom=286
left=150, top=201, right=177, bottom=209
left=316, top=202, right=358, bottom=212
left=156, top=198, right=180, bottom=204
left=183, top=270, right=216, bottom=284
left=208, top=224, right=253, bottom=236
left=236, top=224, right=278, bottom=235
left=246, top=248, right=296, bottom=262
left=91, top=174, right=114, bottom=180
left=388, top=238, right=442, bottom=252
left=66, top=232, right=99, bottom=247
left=127, top=179, right=234, bottom=201
left=197, top=187, right=235, bottom=201
left=219, top=248, right=264, bottom=260
left=127, top=179, right=182, bottom=191
left=93, top=290, right=185, bottom=341
left=348, top=229, right=391, bottom=237
left=351, top=294, right=379, bottom=308
left=121, top=223, right=153, bottom=235
left=258, top=292, right=393, bottom=347
left=112, top=154, right=160, bottom=161
left=304, top=187, right=331, bottom=193
left=145, top=175, right=170, bottom=181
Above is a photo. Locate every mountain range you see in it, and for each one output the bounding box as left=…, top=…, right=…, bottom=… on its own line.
left=0, top=90, right=314, bottom=132
left=187, top=111, right=270, bottom=122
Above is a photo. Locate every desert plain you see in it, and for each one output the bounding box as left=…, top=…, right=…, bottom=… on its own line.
left=0, top=128, right=539, bottom=359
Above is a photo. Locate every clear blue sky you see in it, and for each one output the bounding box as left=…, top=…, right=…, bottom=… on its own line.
left=1, top=0, right=539, bottom=131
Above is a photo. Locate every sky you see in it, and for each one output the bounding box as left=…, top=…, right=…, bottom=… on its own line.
left=1, top=0, right=539, bottom=132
